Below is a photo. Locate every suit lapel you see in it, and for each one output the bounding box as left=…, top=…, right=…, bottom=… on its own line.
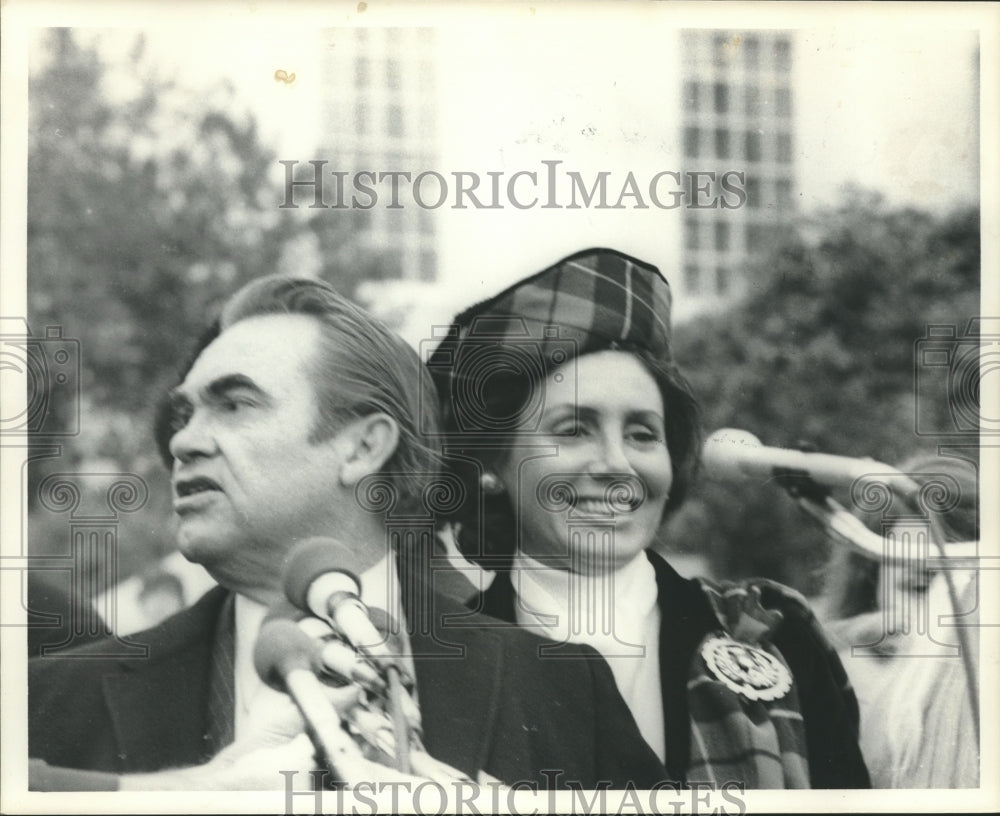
left=102, top=586, right=229, bottom=772
left=409, top=594, right=505, bottom=779
left=648, top=551, right=719, bottom=784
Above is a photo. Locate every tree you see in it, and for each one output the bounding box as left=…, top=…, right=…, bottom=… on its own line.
left=665, top=190, right=980, bottom=593
left=26, top=31, right=338, bottom=573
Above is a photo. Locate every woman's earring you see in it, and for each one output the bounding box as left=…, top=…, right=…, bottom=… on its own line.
left=480, top=472, right=505, bottom=495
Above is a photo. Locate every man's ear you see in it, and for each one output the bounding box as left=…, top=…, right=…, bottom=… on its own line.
left=336, top=413, right=401, bottom=487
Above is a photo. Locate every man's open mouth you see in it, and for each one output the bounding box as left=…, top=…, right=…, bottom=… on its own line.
left=174, top=476, right=222, bottom=498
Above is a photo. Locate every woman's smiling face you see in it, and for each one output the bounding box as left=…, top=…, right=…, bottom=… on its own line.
left=496, top=350, right=673, bottom=573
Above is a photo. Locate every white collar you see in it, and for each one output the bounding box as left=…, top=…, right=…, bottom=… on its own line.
left=511, top=550, right=660, bottom=651
left=510, top=550, right=665, bottom=763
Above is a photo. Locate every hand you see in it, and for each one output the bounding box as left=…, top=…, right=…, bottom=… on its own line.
left=237, top=681, right=363, bottom=748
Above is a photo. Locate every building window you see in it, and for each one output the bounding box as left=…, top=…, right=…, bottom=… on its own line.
left=387, top=59, right=402, bottom=91
left=776, top=177, right=793, bottom=209
left=744, top=130, right=762, bottom=162
left=746, top=176, right=762, bottom=209
left=417, top=205, right=434, bottom=237
left=774, top=37, right=791, bottom=72
left=355, top=55, right=371, bottom=87
left=715, top=265, right=729, bottom=294
left=714, top=221, right=730, bottom=252
left=715, top=128, right=730, bottom=159
left=418, top=60, right=434, bottom=93
left=744, top=36, right=760, bottom=69
left=684, top=217, right=700, bottom=250
left=684, top=81, right=700, bottom=111
left=419, top=248, right=437, bottom=282
left=685, top=263, right=700, bottom=293
left=387, top=103, right=404, bottom=138
left=746, top=222, right=764, bottom=253
left=775, top=87, right=792, bottom=117
left=713, top=82, right=730, bottom=114
left=776, top=132, right=793, bottom=163
left=683, top=126, right=701, bottom=159
left=713, top=34, right=728, bottom=68
left=745, top=85, right=761, bottom=116
left=355, top=99, right=369, bottom=134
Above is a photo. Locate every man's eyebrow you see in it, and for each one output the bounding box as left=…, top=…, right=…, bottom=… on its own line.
left=204, top=374, right=270, bottom=402
left=169, top=374, right=270, bottom=408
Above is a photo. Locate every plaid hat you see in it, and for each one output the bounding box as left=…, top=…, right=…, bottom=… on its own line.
left=427, top=247, right=675, bottom=434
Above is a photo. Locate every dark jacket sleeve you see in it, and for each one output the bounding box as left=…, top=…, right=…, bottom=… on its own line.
left=29, top=653, right=123, bottom=772
left=760, top=581, right=871, bottom=788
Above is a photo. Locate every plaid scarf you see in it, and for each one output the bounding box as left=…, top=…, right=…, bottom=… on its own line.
left=686, top=578, right=812, bottom=788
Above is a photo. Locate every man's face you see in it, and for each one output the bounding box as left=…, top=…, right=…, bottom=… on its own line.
left=168, top=314, right=349, bottom=599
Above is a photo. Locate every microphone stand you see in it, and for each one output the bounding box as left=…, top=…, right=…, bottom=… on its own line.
left=781, top=472, right=980, bottom=742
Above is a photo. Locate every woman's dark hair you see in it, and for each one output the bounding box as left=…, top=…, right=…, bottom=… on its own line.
left=438, top=344, right=702, bottom=570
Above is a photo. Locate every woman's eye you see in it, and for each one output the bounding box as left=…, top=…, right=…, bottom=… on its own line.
left=552, top=420, right=586, bottom=437
left=627, top=426, right=663, bottom=444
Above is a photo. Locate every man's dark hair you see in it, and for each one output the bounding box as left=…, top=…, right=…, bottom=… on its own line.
left=155, top=276, right=442, bottom=513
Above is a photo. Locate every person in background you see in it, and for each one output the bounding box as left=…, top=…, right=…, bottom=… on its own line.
left=136, top=569, right=186, bottom=626
left=821, top=453, right=980, bottom=788
left=428, top=247, right=870, bottom=789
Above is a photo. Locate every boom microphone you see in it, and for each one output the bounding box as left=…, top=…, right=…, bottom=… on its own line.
left=701, top=428, right=900, bottom=490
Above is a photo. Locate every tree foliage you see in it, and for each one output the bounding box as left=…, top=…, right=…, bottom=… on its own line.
left=25, top=30, right=372, bottom=570
left=666, top=190, right=980, bottom=592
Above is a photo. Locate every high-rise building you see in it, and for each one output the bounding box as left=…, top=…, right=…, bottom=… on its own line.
left=317, top=27, right=439, bottom=282
left=680, top=30, right=797, bottom=308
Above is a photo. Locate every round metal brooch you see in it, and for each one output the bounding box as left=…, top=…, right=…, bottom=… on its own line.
left=701, top=635, right=792, bottom=702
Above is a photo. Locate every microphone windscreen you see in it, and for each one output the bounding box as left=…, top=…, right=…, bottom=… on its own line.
left=253, top=617, right=318, bottom=691
left=701, top=428, right=762, bottom=478
left=283, top=537, right=361, bottom=612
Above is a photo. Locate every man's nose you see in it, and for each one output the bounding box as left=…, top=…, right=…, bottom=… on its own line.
left=168, top=412, right=216, bottom=463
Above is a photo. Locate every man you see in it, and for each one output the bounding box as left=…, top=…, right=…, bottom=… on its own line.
left=29, top=275, right=667, bottom=790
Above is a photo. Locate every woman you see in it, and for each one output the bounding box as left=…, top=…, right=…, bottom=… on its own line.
left=427, top=247, right=870, bottom=788
left=821, top=454, right=980, bottom=788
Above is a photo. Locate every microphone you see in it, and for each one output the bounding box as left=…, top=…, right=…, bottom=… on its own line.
left=253, top=617, right=364, bottom=780
left=283, top=538, right=398, bottom=666
left=283, top=537, right=415, bottom=774
left=701, top=428, right=898, bottom=490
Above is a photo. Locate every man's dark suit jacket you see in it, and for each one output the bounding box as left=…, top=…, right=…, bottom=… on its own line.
left=29, top=585, right=667, bottom=789
left=475, top=551, right=871, bottom=789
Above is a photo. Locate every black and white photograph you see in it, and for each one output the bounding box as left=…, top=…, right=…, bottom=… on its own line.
left=2, top=1, right=997, bottom=813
